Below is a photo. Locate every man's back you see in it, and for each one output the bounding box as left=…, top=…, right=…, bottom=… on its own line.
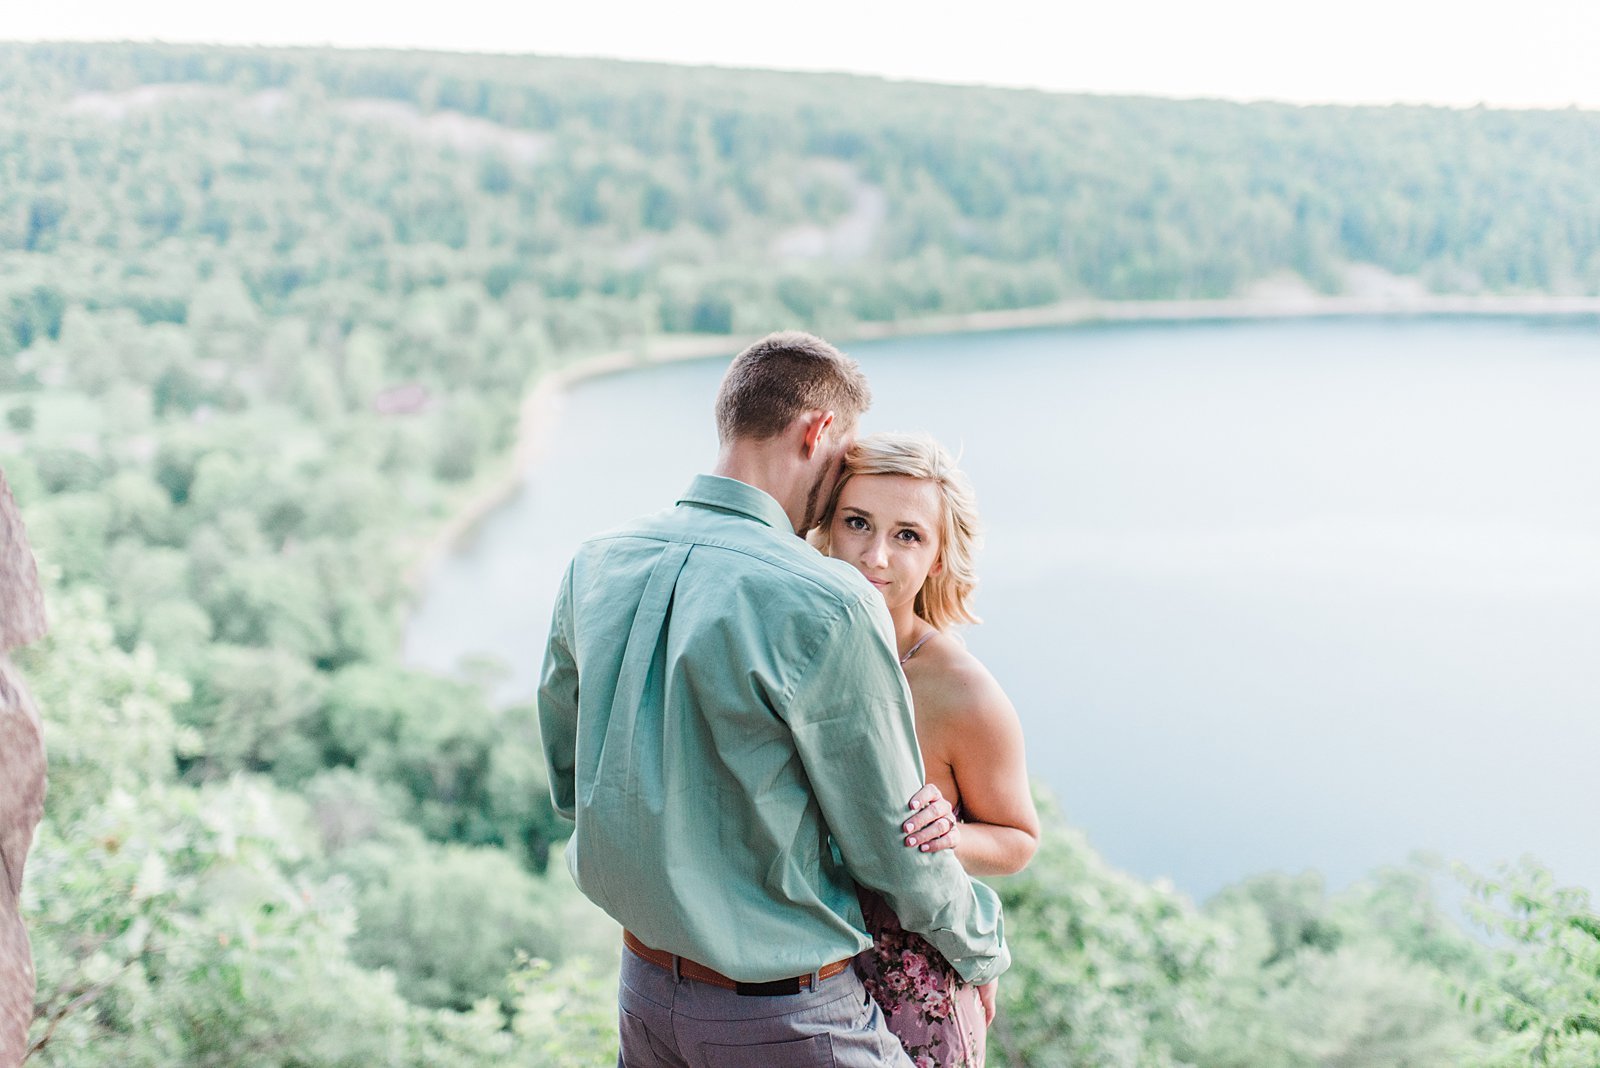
left=540, top=475, right=1008, bottom=985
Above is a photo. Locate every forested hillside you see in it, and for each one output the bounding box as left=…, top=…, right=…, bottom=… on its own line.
left=3, top=42, right=1597, bottom=1067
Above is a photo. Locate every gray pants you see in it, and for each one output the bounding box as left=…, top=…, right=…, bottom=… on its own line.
left=618, top=948, right=915, bottom=1068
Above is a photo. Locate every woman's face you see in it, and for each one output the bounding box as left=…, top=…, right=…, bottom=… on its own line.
left=828, top=473, right=943, bottom=616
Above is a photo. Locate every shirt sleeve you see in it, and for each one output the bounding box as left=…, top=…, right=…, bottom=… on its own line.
left=786, top=592, right=1010, bottom=985
left=537, top=562, right=580, bottom=822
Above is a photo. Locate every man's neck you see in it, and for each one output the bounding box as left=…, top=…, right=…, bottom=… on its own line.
left=712, top=446, right=803, bottom=534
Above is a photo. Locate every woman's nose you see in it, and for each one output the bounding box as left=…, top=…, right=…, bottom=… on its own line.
left=864, top=537, right=889, bottom=568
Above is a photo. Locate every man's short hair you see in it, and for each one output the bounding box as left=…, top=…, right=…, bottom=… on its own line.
left=714, top=332, right=871, bottom=444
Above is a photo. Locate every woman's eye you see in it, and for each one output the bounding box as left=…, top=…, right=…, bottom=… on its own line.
left=897, top=529, right=921, bottom=543
left=844, top=516, right=867, bottom=531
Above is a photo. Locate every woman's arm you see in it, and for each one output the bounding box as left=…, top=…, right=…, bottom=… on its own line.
left=902, top=657, right=1040, bottom=877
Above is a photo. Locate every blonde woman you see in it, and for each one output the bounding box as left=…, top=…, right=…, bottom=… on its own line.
left=812, top=433, right=1039, bottom=1068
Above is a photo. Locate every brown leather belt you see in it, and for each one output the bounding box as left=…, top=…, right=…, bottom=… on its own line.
left=623, top=930, right=852, bottom=997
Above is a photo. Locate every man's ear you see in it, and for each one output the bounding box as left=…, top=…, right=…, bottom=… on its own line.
left=800, top=410, right=835, bottom=460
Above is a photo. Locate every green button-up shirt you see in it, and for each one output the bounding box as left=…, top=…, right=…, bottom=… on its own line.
left=539, top=474, right=1009, bottom=985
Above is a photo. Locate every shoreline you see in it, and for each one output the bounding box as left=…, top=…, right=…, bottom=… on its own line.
left=834, top=292, right=1600, bottom=338
left=402, top=334, right=745, bottom=588
left=405, top=293, right=1600, bottom=585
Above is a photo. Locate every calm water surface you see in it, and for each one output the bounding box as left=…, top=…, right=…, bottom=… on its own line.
left=406, top=317, right=1600, bottom=899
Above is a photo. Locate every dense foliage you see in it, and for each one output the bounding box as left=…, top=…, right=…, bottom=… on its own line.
left=3, top=40, right=1597, bottom=1066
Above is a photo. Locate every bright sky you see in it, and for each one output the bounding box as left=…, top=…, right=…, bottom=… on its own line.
left=7, top=0, right=1600, bottom=110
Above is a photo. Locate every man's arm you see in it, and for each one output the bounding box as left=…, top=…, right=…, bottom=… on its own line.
left=786, top=593, right=1009, bottom=985
left=537, top=563, right=579, bottom=822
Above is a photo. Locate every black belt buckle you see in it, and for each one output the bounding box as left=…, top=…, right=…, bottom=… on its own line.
left=734, top=977, right=803, bottom=997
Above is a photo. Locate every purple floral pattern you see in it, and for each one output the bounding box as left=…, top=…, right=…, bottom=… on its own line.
left=856, top=887, right=986, bottom=1067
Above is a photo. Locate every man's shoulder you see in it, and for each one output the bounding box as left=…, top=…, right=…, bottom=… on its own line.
left=735, top=535, right=879, bottom=612
left=575, top=503, right=681, bottom=550
left=577, top=504, right=878, bottom=612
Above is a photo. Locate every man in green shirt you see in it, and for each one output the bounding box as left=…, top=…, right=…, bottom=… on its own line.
left=539, top=331, right=1009, bottom=1066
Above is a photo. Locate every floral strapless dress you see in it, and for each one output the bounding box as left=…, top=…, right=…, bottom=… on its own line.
left=855, top=885, right=987, bottom=1068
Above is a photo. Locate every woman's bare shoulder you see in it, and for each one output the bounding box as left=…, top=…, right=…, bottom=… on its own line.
left=907, top=632, right=1015, bottom=724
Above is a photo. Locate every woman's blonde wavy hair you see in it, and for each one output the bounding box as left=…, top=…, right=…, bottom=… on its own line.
left=811, top=432, right=983, bottom=631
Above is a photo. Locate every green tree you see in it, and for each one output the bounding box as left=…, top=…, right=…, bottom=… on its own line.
left=318, top=663, right=500, bottom=841
left=24, top=493, right=111, bottom=585
left=1185, top=867, right=1480, bottom=1067
left=988, top=793, right=1219, bottom=1067
left=180, top=643, right=325, bottom=777
left=1461, top=862, right=1600, bottom=1068
left=13, top=588, right=192, bottom=820
left=333, top=836, right=604, bottom=1011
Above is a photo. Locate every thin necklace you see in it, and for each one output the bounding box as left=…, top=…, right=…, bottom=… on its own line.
left=900, top=630, right=936, bottom=665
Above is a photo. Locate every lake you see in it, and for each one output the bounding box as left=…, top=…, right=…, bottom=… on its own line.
left=405, top=316, right=1600, bottom=900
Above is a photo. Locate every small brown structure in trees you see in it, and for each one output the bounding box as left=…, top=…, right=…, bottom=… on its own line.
left=372, top=382, right=434, bottom=416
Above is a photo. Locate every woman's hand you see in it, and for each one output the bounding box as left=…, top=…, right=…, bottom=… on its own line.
left=902, top=782, right=960, bottom=853
left=977, top=979, right=998, bottom=1025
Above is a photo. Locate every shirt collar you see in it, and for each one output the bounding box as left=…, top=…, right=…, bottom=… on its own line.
left=677, top=474, right=796, bottom=534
